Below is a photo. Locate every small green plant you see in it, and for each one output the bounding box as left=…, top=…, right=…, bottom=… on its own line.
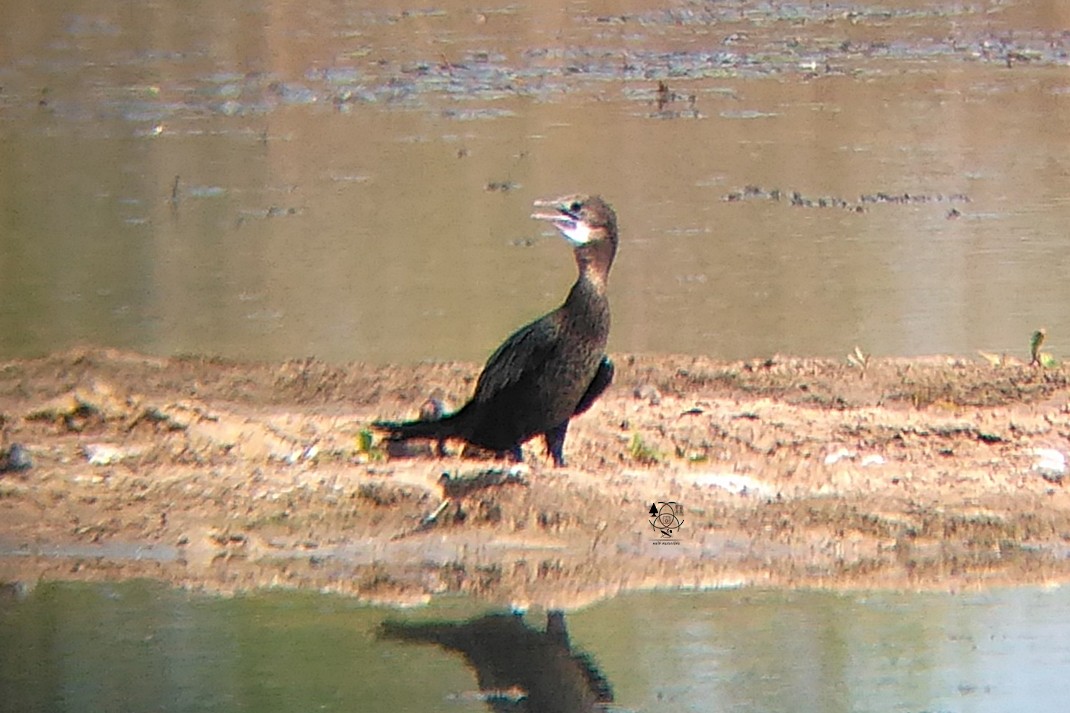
left=629, top=433, right=662, bottom=464
left=1030, top=328, right=1046, bottom=366
left=355, top=428, right=385, bottom=461
left=1030, top=328, right=1058, bottom=368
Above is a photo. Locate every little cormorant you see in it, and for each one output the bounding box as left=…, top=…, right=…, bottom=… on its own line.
left=373, top=194, right=618, bottom=466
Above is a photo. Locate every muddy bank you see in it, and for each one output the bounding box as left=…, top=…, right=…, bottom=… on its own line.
left=1, top=349, right=1069, bottom=607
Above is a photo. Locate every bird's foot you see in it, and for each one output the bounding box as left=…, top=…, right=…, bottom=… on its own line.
left=545, top=421, right=569, bottom=468
left=496, top=445, right=524, bottom=463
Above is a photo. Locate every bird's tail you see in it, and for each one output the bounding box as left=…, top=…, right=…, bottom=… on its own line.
left=371, top=412, right=463, bottom=442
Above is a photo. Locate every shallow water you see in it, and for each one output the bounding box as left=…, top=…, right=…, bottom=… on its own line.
left=4, top=0, right=1070, bottom=364
left=2, top=581, right=1070, bottom=712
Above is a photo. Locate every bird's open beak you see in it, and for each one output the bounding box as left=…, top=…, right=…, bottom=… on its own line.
left=531, top=197, right=575, bottom=224
left=531, top=197, right=590, bottom=245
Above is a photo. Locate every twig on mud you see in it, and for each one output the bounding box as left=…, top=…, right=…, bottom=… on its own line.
left=390, top=466, right=527, bottom=541
left=391, top=498, right=452, bottom=541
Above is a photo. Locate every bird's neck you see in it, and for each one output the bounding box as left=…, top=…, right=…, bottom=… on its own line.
left=562, top=264, right=611, bottom=340
left=573, top=242, right=614, bottom=287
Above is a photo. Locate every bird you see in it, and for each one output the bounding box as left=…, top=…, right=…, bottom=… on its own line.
left=373, top=194, right=618, bottom=467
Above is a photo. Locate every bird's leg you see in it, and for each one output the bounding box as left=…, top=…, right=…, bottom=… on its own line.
left=498, top=445, right=524, bottom=463
left=544, top=421, right=570, bottom=467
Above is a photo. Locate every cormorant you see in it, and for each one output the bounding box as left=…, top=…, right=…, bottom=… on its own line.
left=374, top=194, right=618, bottom=467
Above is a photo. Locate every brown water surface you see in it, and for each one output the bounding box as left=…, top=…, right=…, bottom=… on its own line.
left=3, top=0, right=1070, bottom=363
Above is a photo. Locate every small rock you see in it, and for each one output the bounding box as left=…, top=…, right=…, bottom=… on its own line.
left=419, top=392, right=447, bottom=420
left=633, top=384, right=662, bottom=405
left=1031, top=448, right=1066, bottom=483
left=0, top=443, right=32, bottom=473
left=84, top=443, right=143, bottom=466
left=824, top=448, right=855, bottom=465
left=27, top=380, right=132, bottom=428
left=690, top=472, right=776, bottom=498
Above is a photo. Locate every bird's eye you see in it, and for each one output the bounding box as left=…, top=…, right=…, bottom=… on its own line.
left=569, top=200, right=582, bottom=213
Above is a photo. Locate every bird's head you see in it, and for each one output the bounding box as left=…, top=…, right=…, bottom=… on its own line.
left=531, top=194, right=618, bottom=274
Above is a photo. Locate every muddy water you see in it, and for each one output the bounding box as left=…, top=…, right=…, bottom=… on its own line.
left=3, top=0, right=1070, bottom=364
left=3, top=581, right=1070, bottom=712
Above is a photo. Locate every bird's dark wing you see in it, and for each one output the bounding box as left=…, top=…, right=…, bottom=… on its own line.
left=573, top=355, right=613, bottom=415
left=471, top=313, right=560, bottom=404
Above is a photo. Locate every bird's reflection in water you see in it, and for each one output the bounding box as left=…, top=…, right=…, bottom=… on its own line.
left=378, top=610, right=613, bottom=713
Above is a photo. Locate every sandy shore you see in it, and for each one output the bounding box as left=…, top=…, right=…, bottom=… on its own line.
left=2, top=348, right=1069, bottom=607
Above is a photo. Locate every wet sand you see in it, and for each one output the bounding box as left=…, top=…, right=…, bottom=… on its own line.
left=2, top=348, right=1069, bottom=608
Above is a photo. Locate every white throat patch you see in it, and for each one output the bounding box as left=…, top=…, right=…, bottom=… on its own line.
left=559, top=220, right=593, bottom=245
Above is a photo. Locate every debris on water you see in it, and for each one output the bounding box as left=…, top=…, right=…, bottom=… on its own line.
left=267, top=81, right=317, bottom=105
left=187, top=185, right=226, bottom=199
left=440, top=107, right=516, bottom=121
left=719, top=109, right=777, bottom=120
left=134, top=123, right=165, bottom=138
left=724, top=184, right=971, bottom=214
left=860, top=191, right=971, bottom=205
left=328, top=172, right=371, bottom=184
left=235, top=206, right=301, bottom=227
left=646, top=80, right=700, bottom=119
left=656, top=80, right=672, bottom=109
left=310, top=66, right=362, bottom=86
